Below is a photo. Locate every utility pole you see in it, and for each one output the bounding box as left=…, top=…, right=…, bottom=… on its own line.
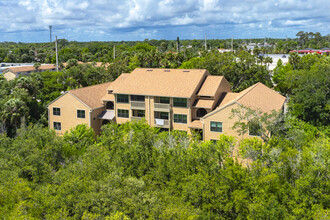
left=231, top=36, right=233, bottom=51
left=113, top=45, right=116, bottom=59
left=55, top=35, right=58, bottom=72
left=205, top=33, right=207, bottom=50
left=177, top=36, right=180, bottom=53
left=49, top=26, right=52, bottom=42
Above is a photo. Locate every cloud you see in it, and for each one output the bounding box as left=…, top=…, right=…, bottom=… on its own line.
left=0, top=0, right=329, bottom=42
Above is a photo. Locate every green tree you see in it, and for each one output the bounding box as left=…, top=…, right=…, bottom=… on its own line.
left=0, top=98, right=29, bottom=137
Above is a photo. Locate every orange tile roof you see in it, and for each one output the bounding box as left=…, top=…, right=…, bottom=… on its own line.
left=218, top=83, right=285, bottom=113
left=69, top=82, right=112, bottom=109
left=112, top=68, right=209, bottom=98
left=219, top=92, right=240, bottom=107
left=197, top=75, right=225, bottom=96
left=194, top=99, right=214, bottom=108
left=5, top=64, right=56, bottom=73
left=101, top=93, right=114, bottom=101
left=188, top=120, right=203, bottom=129
left=235, top=83, right=286, bottom=113
left=107, top=73, right=130, bottom=91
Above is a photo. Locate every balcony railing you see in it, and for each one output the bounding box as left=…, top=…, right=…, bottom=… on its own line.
left=130, top=101, right=145, bottom=109
left=131, top=116, right=144, bottom=121
left=154, top=103, right=170, bottom=112
left=154, top=119, right=170, bottom=128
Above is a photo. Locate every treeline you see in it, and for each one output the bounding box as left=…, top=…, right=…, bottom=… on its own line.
left=1, top=31, right=329, bottom=63
left=1, top=52, right=329, bottom=138
left=0, top=118, right=328, bottom=219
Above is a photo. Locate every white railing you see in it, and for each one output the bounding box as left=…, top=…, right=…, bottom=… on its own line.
left=154, top=103, right=170, bottom=111
left=131, top=116, right=144, bottom=121
left=154, top=119, right=170, bottom=127
left=130, top=101, right=145, bottom=109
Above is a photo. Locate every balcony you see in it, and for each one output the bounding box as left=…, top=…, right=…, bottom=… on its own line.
left=154, top=103, right=170, bottom=112
left=130, top=116, right=144, bottom=121
left=154, top=119, right=170, bottom=128
left=130, top=101, right=145, bottom=109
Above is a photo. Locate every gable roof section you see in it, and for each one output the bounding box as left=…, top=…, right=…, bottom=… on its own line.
left=112, top=68, right=209, bottom=98
left=197, top=75, right=225, bottom=97
left=203, top=82, right=286, bottom=119
left=234, top=83, right=286, bottom=113
left=69, top=82, right=112, bottom=109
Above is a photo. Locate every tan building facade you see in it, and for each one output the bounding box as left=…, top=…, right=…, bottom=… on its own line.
left=47, top=82, right=112, bottom=135
left=47, top=68, right=285, bottom=140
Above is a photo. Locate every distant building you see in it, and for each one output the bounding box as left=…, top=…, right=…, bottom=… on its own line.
left=289, top=48, right=330, bottom=55
left=217, top=49, right=236, bottom=53
left=3, top=64, right=57, bottom=80
left=47, top=68, right=285, bottom=142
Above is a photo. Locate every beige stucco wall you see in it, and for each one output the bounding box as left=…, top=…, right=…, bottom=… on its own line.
left=147, top=96, right=154, bottom=126
left=48, top=93, right=90, bottom=135
left=172, top=104, right=190, bottom=131
left=115, top=101, right=130, bottom=124
left=203, top=102, right=245, bottom=141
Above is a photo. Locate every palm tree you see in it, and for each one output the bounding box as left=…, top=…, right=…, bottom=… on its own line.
left=289, top=53, right=300, bottom=69
left=0, top=98, right=28, bottom=136
left=33, top=62, right=41, bottom=72
left=264, top=57, right=273, bottom=70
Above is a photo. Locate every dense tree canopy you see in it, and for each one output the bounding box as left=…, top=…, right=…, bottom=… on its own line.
left=0, top=120, right=328, bottom=219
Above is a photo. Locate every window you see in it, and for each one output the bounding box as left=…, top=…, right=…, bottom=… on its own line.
left=248, top=121, right=261, bottom=136
left=174, top=114, right=187, bottom=124
left=131, top=95, right=145, bottom=102
left=210, top=121, right=222, bottom=132
left=77, top=110, right=85, bottom=118
left=160, top=112, right=168, bottom=119
left=173, top=98, right=187, bottom=107
left=211, top=139, right=218, bottom=144
left=53, top=107, right=60, bottom=116
left=133, top=110, right=145, bottom=117
left=53, top=122, right=61, bottom=130
left=118, top=109, right=129, bottom=118
left=159, top=97, right=170, bottom=104
left=117, top=94, right=129, bottom=103
left=155, top=112, right=169, bottom=120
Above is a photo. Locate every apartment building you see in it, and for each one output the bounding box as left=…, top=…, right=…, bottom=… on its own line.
left=3, top=64, right=57, bottom=80
left=47, top=68, right=286, bottom=140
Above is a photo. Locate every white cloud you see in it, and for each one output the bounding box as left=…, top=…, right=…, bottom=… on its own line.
left=0, top=0, right=329, bottom=42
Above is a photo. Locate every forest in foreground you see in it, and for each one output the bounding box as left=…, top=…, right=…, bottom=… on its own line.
left=0, top=119, right=329, bottom=219
left=0, top=35, right=329, bottom=219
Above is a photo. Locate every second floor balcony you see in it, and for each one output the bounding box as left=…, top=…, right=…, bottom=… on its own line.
left=154, top=103, right=170, bottom=112
left=130, top=101, right=145, bottom=109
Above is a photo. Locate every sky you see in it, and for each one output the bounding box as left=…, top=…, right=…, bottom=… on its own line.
left=0, top=0, right=329, bottom=42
